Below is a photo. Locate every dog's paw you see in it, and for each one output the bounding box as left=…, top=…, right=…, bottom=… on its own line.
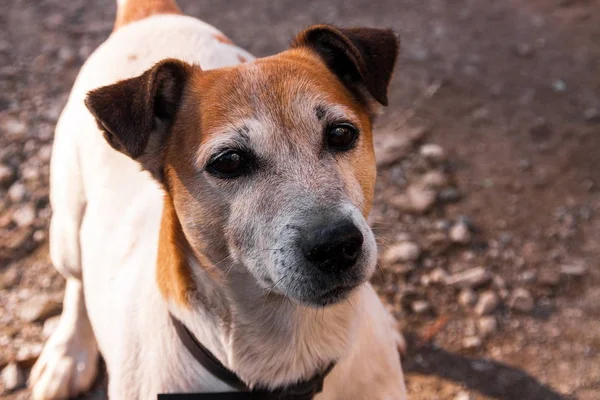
left=29, top=316, right=99, bottom=400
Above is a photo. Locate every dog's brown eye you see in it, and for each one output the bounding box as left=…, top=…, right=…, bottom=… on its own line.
left=327, top=124, right=358, bottom=151
left=207, top=151, right=246, bottom=178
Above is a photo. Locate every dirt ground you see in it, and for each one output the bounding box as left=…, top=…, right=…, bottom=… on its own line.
left=1, top=0, right=599, bottom=399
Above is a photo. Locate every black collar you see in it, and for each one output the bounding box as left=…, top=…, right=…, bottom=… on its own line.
left=168, top=314, right=335, bottom=400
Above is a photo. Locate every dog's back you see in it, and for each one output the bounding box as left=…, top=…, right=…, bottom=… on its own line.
left=36, top=2, right=254, bottom=398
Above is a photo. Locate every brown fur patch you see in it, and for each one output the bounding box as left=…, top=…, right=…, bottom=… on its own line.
left=156, top=193, right=194, bottom=307
left=237, top=54, right=248, bottom=63
left=127, top=54, right=138, bottom=61
left=214, top=33, right=234, bottom=45
left=114, top=0, right=182, bottom=31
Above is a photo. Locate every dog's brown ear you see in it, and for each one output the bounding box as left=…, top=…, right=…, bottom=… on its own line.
left=291, top=25, right=399, bottom=106
left=84, top=59, right=191, bottom=181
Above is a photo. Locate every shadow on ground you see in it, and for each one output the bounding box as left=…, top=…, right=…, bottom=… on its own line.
left=403, top=335, right=570, bottom=400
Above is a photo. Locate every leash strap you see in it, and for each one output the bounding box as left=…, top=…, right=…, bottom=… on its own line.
left=168, top=314, right=335, bottom=400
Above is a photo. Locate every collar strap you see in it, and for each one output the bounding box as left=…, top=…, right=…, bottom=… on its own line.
left=170, top=314, right=335, bottom=400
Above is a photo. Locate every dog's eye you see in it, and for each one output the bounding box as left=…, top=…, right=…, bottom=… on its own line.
left=326, top=123, right=358, bottom=151
left=207, top=151, right=247, bottom=178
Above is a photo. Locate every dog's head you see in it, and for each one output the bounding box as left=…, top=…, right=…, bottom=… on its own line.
left=85, top=25, right=399, bottom=307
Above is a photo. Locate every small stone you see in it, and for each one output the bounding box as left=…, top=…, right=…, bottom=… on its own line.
left=15, top=343, right=43, bottom=368
left=0, top=268, right=19, bottom=290
left=37, top=144, right=53, bottom=162
left=375, top=126, right=426, bottom=167
left=43, top=315, right=61, bottom=338
left=450, top=222, right=472, bottom=244
left=1, top=363, right=25, bottom=392
left=420, top=170, right=448, bottom=189
left=411, top=300, right=430, bottom=314
left=420, top=143, right=446, bottom=163
left=522, top=241, right=543, bottom=265
left=508, top=288, right=534, bottom=313
left=583, top=107, right=600, bottom=123
left=462, top=336, right=481, bottom=349
left=392, top=183, right=437, bottom=214
left=382, top=242, right=421, bottom=264
left=18, top=295, right=62, bottom=323
left=446, top=267, right=492, bottom=288
left=474, top=291, right=500, bottom=316
left=1, top=118, right=27, bottom=139
left=438, top=187, right=461, bottom=203
left=552, top=79, right=567, bottom=93
left=429, top=268, right=449, bottom=284
left=33, top=229, right=46, bottom=242
left=514, top=43, right=534, bottom=58
left=458, top=288, right=477, bottom=307
left=0, top=164, right=15, bottom=188
left=560, top=262, right=587, bottom=276
left=12, top=204, right=36, bottom=227
left=477, top=316, right=497, bottom=338
left=454, top=392, right=472, bottom=400
left=58, top=47, right=77, bottom=65
left=8, top=182, right=27, bottom=202
left=537, top=268, right=560, bottom=286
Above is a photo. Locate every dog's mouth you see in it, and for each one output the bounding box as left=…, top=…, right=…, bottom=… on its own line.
left=310, top=284, right=356, bottom=307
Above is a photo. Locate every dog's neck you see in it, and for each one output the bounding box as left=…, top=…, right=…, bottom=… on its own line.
left=156, top=195, right=359, bottom=389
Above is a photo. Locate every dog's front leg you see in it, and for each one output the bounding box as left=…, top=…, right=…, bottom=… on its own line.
left=29, top=279, right=99, bottom=399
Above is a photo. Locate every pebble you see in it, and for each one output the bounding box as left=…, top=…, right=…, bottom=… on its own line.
left=429, top=268, right=449, bottom=284
left=420, top=170, right=448, bottom=189
left=0, top=164, right=15, bottom=187
left=454, top=391, right=472, bottom=400
left=462, top=336, right=482, bottom=349
left=8, top=182, right=27, bottom=203
left=552, top=79, right=567, bottom=93
left=477, top=316, right=498, bottom=337
left=0, top=268, right=20, bottom=290
left=521, top=241, right=543, bottom=265
left=1, top=363, right=25, bottom=392
left=18, top=295, right=62, bottom=323
left=375, top=126, right=426, bottom=167
left=450, top=222, right=472, bottom=244
left=508, top=288, right=534, bottom=313
left=12, top=204, right=36, bottom=228
left=438, top=187, right=462, bottom=203
left=392, top=183, right=437, bottom=214
left=474, top=291, right=500, bottom=316
left=33, top=229, right=46, bottom=242
left=43, top=315, right=61, bottom=338
left=420, top=143, right=446, bottom=163
left=560, top=262, right=587, bottom=277
left=15, top=343, right=43, bottom=367
left=382, top=242, right=421, bottom=264
left=458, top=288, right=477, bottom=307
left=411, top=300, right=430, bottom=314
left=583, top=107, right=600, bottom=123
left=446, top=267, right=492, bottom=288
left=408, top=183, right=437, bottom=213
left=1, top=118, right=27, bottom=139
left=537, top=268, right=560, bottom=286
left=514, top=43, right=534, bottom=58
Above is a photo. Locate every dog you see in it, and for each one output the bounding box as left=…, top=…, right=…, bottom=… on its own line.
left=28, top=0, right=407, bottom=398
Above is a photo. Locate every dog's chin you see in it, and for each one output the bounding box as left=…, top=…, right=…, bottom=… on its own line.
left=283, top=284, right=359, bottom=308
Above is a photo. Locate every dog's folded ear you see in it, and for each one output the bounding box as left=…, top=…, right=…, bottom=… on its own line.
left=84, top=59, right=191, bottom=181
left=291, top=25, right=399, bottom=107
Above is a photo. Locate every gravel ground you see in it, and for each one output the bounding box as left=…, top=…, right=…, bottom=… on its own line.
left=1, top=0, right=600, bottom=399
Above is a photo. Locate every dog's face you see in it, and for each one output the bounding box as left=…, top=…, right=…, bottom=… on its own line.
left=86, top=25, right=399, bottom=307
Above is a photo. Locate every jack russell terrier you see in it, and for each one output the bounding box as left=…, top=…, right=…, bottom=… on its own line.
left=29, top=0, right=407, bottom=398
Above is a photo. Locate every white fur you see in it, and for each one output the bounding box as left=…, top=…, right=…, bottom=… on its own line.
left=30, top=13, right=407, bottom=400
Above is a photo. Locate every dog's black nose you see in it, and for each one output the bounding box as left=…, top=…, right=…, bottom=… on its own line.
left=301, top=219, right=364, bottom=273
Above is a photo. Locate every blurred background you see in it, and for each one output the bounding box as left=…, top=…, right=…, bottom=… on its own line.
left=1, top=0, right=599, bottom=399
